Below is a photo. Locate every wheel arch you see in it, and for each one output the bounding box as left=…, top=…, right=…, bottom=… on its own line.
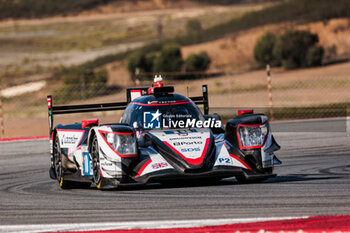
left=50, top=128, right=58, bottom=167
left=88, top=127, right=98, bottom=154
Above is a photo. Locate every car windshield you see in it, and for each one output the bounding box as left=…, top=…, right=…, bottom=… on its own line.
left=122, top=102, right=204, bottom=130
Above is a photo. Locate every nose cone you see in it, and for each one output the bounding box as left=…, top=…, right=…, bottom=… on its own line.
left=149, top=128, right=214, bottom=170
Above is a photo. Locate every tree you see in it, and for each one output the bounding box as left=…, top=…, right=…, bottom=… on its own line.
left=154, top=43, right=183, bottom=72
left=127, top=51, right=147, bottom=74
left=144, top=52, right=157, bottom=72
left=185, top=51, right=211, bottom=72
left=254, top=32, right=279, bottom=66
left=273, top=30, right=322, bottom=69
left=305, top=46, right=324, bottom=67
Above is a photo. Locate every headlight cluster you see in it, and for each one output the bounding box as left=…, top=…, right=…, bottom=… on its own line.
left=238, top=123, right=268, bottom=148
left=106, top=133, right=137, bottom=155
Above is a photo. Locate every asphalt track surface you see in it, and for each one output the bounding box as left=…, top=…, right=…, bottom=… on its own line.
left=0, top=118, right=349, bottom=226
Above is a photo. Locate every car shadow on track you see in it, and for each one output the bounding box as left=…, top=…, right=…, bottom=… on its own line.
left=114, top=174, right=345, bottom=191
left=65, top=175, right=344, bottom=191
left=264, top=174, right=344, bottom=183
left=90, top=179, right=239, bottom=191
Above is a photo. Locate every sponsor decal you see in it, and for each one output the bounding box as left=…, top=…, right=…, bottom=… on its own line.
left=148, top=100, right=177, bottom=104
left=163, top=118, right=221, bottom=129
left=83, top=152, right=93, bottom=176
left=101, top=162, right=113, bottom=166
left=61, top=134, right=79, bottom=145
left=143, top=110, right=161, bottom=129
left=142, top=108, right=222, bottom=130
left=181, top=147, right=200, bottom=153
left=130, top=90, right=142, bottom=101
left=218, top=157, right=233, bottom=164
left=173, top=141, right=202, bottom=146
left=164, top=129, right=198, bottom=136
left=170, top=137, right=202, bottom=141
left=169, top=136, right=202, bottom=141
left=152, top=162, right=168, bottom=169
left=50, top=139, right=53, bottom=154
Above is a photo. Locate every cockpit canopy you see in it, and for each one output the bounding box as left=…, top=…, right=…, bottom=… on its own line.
left=121, top=94, right=204, bottom=130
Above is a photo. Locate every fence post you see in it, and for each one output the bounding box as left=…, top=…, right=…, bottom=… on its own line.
left=0, top=95, right=4, bottom=138
left=266, top=64, right=274, bottom=120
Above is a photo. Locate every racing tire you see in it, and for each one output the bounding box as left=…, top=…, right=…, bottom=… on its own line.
left=91, top=135, right=106, bottom=189
left=53, top=134, right=75, bottom=189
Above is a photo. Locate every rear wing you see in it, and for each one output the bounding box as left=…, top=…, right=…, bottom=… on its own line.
left=190, top=85, right=209, bottom=115
left=47, top=84, right=208, bottom=135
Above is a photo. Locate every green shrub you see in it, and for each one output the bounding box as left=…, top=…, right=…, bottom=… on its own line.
left=144, top=52, right=158, bottom=73
left=185, top=51, right=211, bottom=72
left=55, top=68, right=109, bottom=103
left=95, top=69, right=108, bottom=83
left=127, top=51, right=147, bottom=74
left=305, top=46, right=324, bottom=67
left=132, top=52, right=157, bottom=80
left=254, top=32, right=279, bottom=66
left=154, top=43, right=183, bottom=72
left=186, top=19, right=202, bottom=34
left=273, top=30, right=322, bottom=69
left=63, top=67, right=107, bottom=85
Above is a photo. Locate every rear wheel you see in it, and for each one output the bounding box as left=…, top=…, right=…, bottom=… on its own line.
left=91, top=135, right=104, bottom=189
left=53, top=134, right=73, bottom=189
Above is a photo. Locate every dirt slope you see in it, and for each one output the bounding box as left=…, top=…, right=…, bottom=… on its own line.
left=105, top=18, right=350, bottom=88
left=182, top=18, right=350, bottom=73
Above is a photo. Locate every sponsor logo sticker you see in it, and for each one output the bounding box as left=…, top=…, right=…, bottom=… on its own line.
left=181, top=147, right=201, bottom=153
left=218, top=157, right=233, bottom=164
left=173, top=141, right=202, bottom=146
left=143, top=110, right=161, bottom=129
left=61, top=134, right=79, bottom=145
left=152, top=162, right=168, bottom=169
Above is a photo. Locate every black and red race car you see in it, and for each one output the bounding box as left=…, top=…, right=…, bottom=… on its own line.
left=47, top=75, right=281, bottom=189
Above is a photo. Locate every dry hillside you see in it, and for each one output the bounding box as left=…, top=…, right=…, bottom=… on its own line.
left=182, top=18, right=350, bottom=73
left=106, top=18, right=350, bottom=86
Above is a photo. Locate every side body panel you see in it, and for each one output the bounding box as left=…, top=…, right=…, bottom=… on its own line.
left=88, top=125, right=138, bottom=181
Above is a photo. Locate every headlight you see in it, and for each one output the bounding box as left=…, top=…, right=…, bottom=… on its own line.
left=238, top=123, right=268, bottom=148
left=106, top=133, right=137, bottom=155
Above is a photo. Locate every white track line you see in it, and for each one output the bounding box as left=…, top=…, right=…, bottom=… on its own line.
left=0, top=216, right=309, bottom=233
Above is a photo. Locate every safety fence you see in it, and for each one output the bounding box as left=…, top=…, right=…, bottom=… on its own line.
left=1, top=67, right=350, bottom=138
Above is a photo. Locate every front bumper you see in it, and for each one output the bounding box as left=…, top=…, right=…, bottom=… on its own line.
left=133, top=166, right=275, bottom=184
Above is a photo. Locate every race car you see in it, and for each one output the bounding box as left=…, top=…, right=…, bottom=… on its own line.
left=47, top=75, right=281, bottom=189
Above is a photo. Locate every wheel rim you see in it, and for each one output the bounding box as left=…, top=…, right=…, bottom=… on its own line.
left=54, top=136, right=62, bottom=182
left=91, top=137, right=101, bottom=184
